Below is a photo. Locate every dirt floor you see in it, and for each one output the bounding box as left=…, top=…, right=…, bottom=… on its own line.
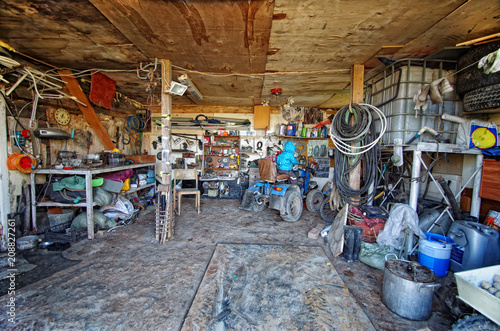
left=0, top=198, right=458, bottom=330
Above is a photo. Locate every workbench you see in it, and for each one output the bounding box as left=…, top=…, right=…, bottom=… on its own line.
left=30, top=162, right=155, bottom=239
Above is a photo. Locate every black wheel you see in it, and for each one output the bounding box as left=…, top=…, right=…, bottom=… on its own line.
left=463, top=83, right=500, bottom=112
left=306, top=189, right=324, bottom=213
left=251, top=195, right=267, bottom=212
left=280, top=189, right=303, bottom=222
left=451, top=314, right=499, bottom=331
left=320, top=198, right=337, bottom=224
left=456, top=40, right=500, bottom=96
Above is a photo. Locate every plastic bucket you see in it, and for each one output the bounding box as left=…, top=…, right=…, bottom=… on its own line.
left=418, top=232, right=454, bottom=277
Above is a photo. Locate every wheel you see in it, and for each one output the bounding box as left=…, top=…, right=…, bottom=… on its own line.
left=280, top=189, right=303, bottom=222
left=463, top=83, right=500, bottom=112
left=320, top=198, right=337, bottom=224
left=306, top=189, right=324, bottom=213
left=251, top=195, right=267, bottom=212
left=451, top=314, right=499, bottom=331
left=456, top=40, right=500, bottom=96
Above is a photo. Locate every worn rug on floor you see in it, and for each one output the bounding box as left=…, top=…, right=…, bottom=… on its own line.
left=181, top=243, right=375, bottom=330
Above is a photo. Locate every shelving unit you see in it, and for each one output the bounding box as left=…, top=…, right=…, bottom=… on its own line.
left=201, top=135, right=242, bottom=199
left=202, top=135, right=240, bottom=176
left=30, top=162, right=155, bottom=240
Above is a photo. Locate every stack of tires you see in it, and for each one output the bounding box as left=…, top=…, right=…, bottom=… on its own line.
left=456, top=40, right=500, bottom=112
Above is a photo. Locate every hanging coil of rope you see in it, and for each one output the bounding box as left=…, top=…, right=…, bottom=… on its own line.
left=329, top=103, right=387, bottom=205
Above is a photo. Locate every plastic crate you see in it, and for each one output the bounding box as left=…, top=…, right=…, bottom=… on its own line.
left=44, top=221, right=86, bottom=243
left=455, top=265, right=500, bottom=325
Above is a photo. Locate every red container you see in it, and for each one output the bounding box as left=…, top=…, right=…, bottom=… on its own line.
left=348, top=218, right=386, bottom=243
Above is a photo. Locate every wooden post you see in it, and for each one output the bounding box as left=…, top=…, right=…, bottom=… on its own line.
left=349, top=64, right=364, bottom=195
left=158, top=59, right=174, bottom=242
left=0, top=93, right=10, bottom=250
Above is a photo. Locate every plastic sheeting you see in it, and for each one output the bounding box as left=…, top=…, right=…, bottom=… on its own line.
left=376, top=203, right=424, bottom=250
left=99, top=196, right=136, bottom=221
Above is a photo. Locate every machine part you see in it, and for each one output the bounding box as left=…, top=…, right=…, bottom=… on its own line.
left=251, top=190, right=267, bottom=212
left=280, top=189, right=303, bottom=222
left=34, top=128, right=71, bottom=140
left=256, top=141, right=263, bottom=151
left=305, top=189, right=324, bottom=214
left=221, top=156, right=230, bottom=165
left=54, top=108, right=70, bottom=125
left=382, top=259, right=440, bottom=321
left=451, top=314, right=500, bottom=331
left=205, top=157, right=212, bottom=163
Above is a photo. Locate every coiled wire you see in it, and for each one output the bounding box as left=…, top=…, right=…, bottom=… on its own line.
left=329, top=103, right=386, bottom=205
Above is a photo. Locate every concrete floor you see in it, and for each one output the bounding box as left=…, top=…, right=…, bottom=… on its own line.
left=0, top=198, right=456, bottom=330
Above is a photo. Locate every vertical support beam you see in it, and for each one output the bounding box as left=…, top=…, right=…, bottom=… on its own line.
left=58, top=70, right=116, bottom=150
left=407, top=149, right=423, bottom=257
left=0, top=93, right=10, bottom=250
left=470, top=154, right=483, bottom=218
left=158, top=59, right=174, bottom=242
left=349, top=65, right=364, bottom=195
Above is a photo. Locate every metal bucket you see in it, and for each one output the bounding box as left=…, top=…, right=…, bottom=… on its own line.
left=382, top=258, right=440, bottom=321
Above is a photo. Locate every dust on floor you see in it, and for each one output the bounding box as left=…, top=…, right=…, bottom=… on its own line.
left=0, top=199, right=454, bottom=330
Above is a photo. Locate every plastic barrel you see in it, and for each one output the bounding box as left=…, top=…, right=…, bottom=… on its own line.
left=418, top=233, right=454, bottom=277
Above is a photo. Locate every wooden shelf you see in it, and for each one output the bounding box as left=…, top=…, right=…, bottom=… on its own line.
left=126, top=183, right=155, bottom=194
left=277, top=135, right=329, bottom=140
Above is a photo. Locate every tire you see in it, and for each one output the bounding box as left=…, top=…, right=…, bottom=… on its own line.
left=320, top=198, right=338, bottom=224
left=306, top=189, right=324, bottom=213
left=280, top=189, right=303, bottom=222
left=451, top=314, right=500, bottom=331
left=456, top=40, right=500, bottom=96
left=463, top=83, right=500, bottom=112
left=251, top=197, right=267, bottom=212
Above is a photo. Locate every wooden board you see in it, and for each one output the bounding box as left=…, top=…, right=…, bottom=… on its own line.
left=182, top=243, right=375, bottom=330
left=327, top=204, right=349, bottom=257
left=89, top=0, right=274, bottom=73
left=253, top=105, right=270, bottom=129
left=126, top=155, right=156, bottom=163
left=396, top=0, right=500, bottom=57
left=479, top=159, right=500, bottom=202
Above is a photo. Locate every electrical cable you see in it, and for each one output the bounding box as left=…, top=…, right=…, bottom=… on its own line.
left=330, top=103, right=384, bottom=205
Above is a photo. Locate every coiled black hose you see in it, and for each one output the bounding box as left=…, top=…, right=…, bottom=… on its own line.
left=332, top=104, right=381, bottom=205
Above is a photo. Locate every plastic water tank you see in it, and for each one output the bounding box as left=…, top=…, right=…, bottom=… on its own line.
left=447, top=221, right=500, bottom=272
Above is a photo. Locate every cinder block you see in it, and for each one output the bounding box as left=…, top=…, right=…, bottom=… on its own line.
left=308, top=227, right=322, bottom=239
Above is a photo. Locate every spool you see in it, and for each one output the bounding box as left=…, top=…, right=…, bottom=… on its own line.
left=418, top=232, right=454, bottom=277
left=7, top=152, right=37, bottom=173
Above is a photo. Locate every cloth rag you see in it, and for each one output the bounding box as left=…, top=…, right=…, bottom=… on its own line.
left=478, top=48, right=500, bottom=74
left=413, top=77, right=454, bottom=111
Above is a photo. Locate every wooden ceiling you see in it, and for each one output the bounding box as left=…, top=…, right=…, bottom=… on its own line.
left=0, top=0, right=499, bottom=109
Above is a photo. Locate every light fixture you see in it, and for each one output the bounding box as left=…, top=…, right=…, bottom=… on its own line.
left=178, top=74, right=204, bottom=100
left=166, top=81, right=188, bottom=96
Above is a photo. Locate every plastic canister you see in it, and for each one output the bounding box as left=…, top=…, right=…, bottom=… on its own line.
left=286, top=123, right=296, bottom=136
left=418, top=232, right=453, bottom=277
left=122, top=178, right=130, bottom=191
left=301, top=126, right=307, bottom=137
left=279, top=124, right=286, bottom=136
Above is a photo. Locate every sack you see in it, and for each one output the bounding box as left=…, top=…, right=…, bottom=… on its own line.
left=46, top=183, right=89, bottom=204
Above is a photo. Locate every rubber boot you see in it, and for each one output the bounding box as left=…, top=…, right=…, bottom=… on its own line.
left=352, top=226, right=363, bottom=262
left=341, top=225, right=355, bottom=263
